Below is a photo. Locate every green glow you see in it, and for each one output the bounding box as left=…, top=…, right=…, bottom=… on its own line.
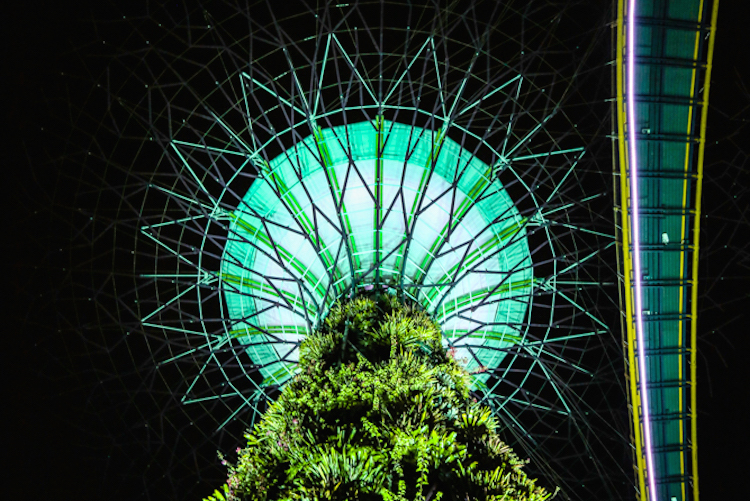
left=220, top=120, right=533, bottom=386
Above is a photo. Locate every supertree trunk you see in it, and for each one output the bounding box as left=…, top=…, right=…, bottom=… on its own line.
left=207, top=293, right=550, bottom=501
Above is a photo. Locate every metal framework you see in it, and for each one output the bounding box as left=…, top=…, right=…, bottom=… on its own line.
left=220, top=119, right=534, bottom=388
left=50, top=1, right=645, bottom=499
left=614, top=0, right=719, bottom=500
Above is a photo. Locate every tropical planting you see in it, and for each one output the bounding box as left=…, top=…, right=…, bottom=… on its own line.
left=205, top=293, right=551, bottom=501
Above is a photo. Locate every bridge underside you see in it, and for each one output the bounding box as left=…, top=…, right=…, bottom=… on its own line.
left=613, top=0, right=718, bottom=500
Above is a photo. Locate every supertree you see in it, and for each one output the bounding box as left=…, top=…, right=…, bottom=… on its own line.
left=207, top=293, right=552, bottom=501
left=19, top=0, right=646, bottom=500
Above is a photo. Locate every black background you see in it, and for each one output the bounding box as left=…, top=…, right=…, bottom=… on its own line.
left=4, top=1, right=747, bottom=499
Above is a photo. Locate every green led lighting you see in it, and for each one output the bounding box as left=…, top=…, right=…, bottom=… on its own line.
left=220, top=120, right=533, bottom=386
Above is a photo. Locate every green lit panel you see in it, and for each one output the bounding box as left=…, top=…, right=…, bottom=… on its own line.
left=220, top=120, right=533, bottom=386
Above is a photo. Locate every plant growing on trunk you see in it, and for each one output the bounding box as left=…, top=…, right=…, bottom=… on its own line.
left=206, top=293, right=552, bottom=501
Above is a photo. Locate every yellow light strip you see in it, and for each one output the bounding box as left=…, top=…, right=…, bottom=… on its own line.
left=678, top=2, right=706, bottom=497
left=691, top=3, right=720, bottom=500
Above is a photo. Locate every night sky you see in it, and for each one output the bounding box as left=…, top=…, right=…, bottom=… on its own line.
left=4, top=1, right=747, bottom=499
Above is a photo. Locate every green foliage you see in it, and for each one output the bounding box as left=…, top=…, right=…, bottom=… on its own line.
left=206, top=293, right=552, bottom=501
left=204, top=484, right=232, bottom=501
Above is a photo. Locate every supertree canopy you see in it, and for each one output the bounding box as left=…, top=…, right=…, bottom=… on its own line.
left=31, top=0, right=670, bottom=500
left=220, top=118, right=534, bottom=389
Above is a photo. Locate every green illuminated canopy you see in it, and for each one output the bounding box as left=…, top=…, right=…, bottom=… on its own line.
left=220, top=119, right=533, bottom=386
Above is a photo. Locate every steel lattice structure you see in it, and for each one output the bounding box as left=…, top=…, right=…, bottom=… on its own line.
left=613, top=1, right=719, bottom=500
left=46, top=1, right=635, bottom=499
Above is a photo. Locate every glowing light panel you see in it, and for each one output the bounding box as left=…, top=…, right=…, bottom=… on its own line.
left=220, top=120, right=533, bottom=386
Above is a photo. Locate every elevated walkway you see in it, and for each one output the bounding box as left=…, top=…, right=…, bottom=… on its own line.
left=613, top=1, right=719, bottom=500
